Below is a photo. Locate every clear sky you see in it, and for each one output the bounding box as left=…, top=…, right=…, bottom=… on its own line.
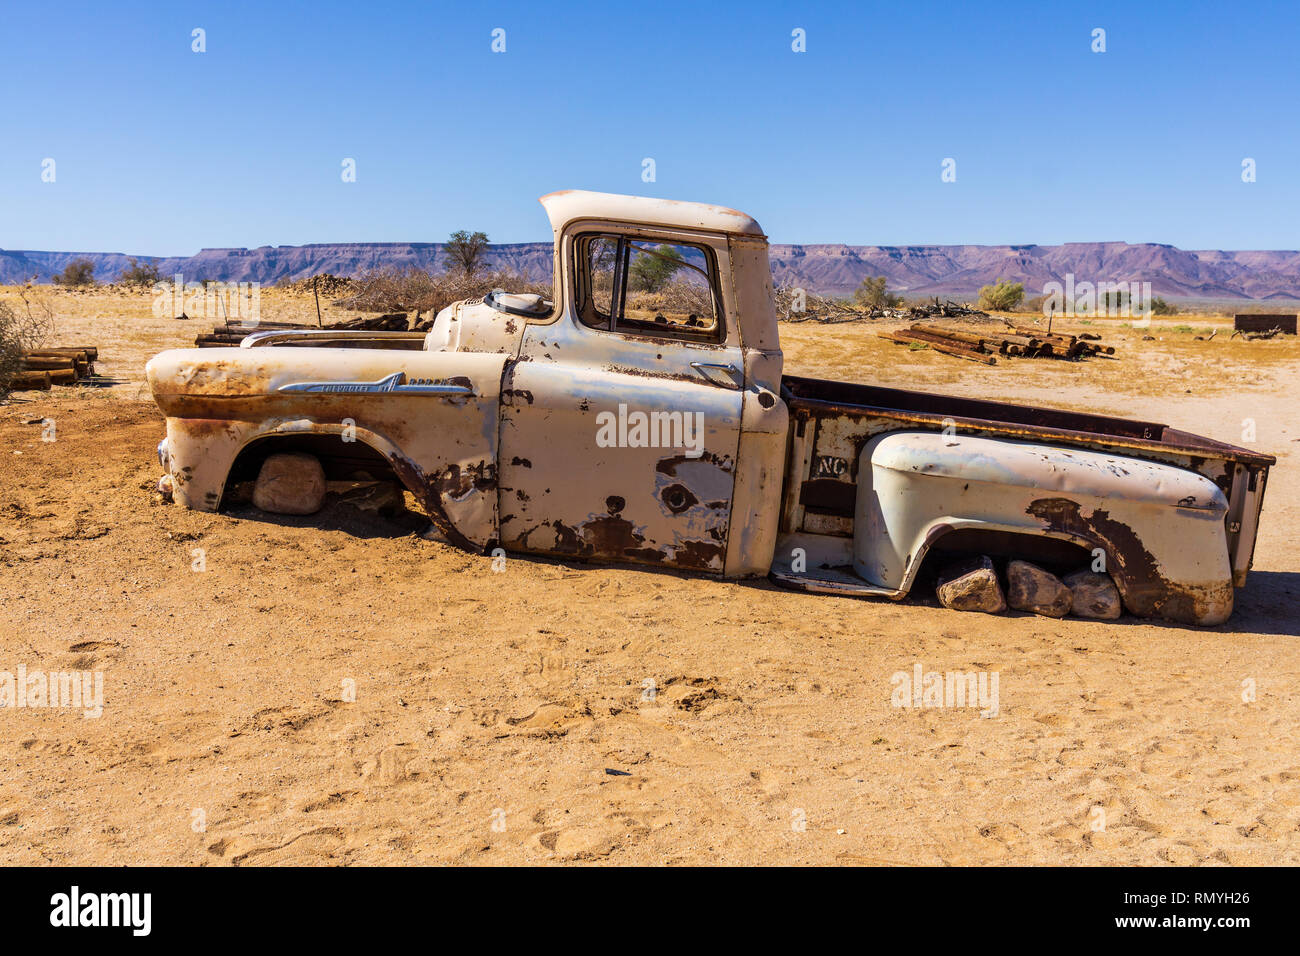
left=1, top=0, right=1296, bottom=254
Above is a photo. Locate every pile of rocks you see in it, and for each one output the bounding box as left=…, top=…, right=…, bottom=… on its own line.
left=935, top=556, right=1122, bottom=620
left=282, top=273, right=356, bottom=297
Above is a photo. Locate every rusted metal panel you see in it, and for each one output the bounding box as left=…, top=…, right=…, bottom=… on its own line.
left=147, top=346, right=508, bottom=548
left=496, top=343, right=746, bottom=574
left=1234, top=313, right=1296, bottom=334
left=724, top=384, right=788, bottom=578
left=782, top=376, right=1273, bottom=591
left=493, top=213, right=782, bottom=576
left=425, top=297, right=532, bottom=355
left=785, top=374, right=1170, bottom=443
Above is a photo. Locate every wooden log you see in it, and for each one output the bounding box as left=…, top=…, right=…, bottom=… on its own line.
left=878, top=332, right=998, bottom=365
left=26, top=349, right=97, bottom=365
left=9, top=370, right=52, bottom=390
left=903, top=327, right=988, bottom=352
left=913, top=325, right=987, bottom=349
left=48, top=368, right=79, bottom=385
left=1037, top=343, right=1076, bottom=360
left=20, top=357, right=77, bottom=371
left=24, top=349, right=91, bottom=362
left=31, top=346, right=100, bottom=360
left=1011, top=326, right=1076, bottom=346
left=219, top=320, right=309, bottom=331
left=997, top=332, right=1042, bottom=350
left=194, top=333, right=248, bottom=347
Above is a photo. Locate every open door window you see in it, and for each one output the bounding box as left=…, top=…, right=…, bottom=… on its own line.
left=576, top=233, right=724, bottom=343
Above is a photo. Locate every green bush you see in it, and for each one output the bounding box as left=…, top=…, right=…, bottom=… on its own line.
left=854, top=276, right=901, bottom=311
left=978, top=278, right=1024, bottom=312
left=629, top=245, right=684, bottom=293
left=119, top=257, right=161, bottom=288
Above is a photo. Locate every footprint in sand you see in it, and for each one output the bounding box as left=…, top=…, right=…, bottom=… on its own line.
left=209, top=826, right=347, bottom=866
left=68, top=640, right=120, bottom=653
left=532, top=822, right=624, bottom=861
left=503, top=701, right=594, bottom=738
left=298, top=790, right=361, bottom=813
left=359, top=744, right=421, bottom=785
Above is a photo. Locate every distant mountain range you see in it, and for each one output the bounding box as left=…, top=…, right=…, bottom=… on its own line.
left=4, top=241, right=1300, bottom=300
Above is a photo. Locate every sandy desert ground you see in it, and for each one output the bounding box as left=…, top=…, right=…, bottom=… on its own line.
left=1, top=286, right=1298, bottom=865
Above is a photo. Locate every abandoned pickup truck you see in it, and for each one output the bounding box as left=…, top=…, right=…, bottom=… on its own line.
left=146, top=190, right=1274, bottom=626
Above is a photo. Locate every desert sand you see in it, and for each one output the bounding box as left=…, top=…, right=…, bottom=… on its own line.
left=1, top=286, right=1297, bottom=865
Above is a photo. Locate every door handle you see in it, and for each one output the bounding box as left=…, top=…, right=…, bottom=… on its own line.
left=690, top=362, right=737, bottom=373
left=689, top=361, right=740, bottom=389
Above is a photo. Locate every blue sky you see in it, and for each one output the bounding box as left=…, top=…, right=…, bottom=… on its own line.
left=1, top=0, right=1296, bottom=253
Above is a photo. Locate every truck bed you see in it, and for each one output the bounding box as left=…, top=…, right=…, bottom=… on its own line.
left=779, top=374, right=1274, bottom=587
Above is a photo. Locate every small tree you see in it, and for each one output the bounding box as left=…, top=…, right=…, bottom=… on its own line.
left=978, top=278, right=1024, bottom=312
left=853, top=276, right=902, bottom=311
left=119, top=257, right=161, bottom=288
left=52, top=258, right=96, bottom=287
left=1150, top=296, right=1178, bottom=316
left=445, top=230, right=489, bottom=275
left=629, top=245, right=684, bottom=292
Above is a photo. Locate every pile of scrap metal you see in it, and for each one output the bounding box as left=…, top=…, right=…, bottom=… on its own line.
left=878, top=323, right=1114, bottom=365
left=1232, top=313, right=1296, bottom=338
left=9, top=346, right=100, bottom=390
left=194, top=321, right=313, bottom=347
left=906, top=297, right=990, bottom=320
left=194, top=314, right=412, bottom=347
left=777, top=287, right=992, bottom=324
left=1230, top=326, right=1289, bottom=341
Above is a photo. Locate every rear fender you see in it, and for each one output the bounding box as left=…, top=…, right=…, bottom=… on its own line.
left=855, top=431, right=1234, bottom=626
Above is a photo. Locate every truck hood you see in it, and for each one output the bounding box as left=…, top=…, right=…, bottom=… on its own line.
left=425, top=295, right=538, bottom=355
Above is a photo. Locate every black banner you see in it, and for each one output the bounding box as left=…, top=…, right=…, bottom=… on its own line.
left=0, top=866, right=1275, bottom=942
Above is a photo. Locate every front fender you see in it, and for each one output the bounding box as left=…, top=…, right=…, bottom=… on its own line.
left=148, top=347, right=509, bottom=549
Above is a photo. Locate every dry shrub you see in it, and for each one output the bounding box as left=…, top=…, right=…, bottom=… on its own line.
left=0, top=290, right=56, bottom=397
left=624, top=277, right=715, bottom=317
left=774, top=279, right=864, bottom=322
left=0, top=303, right=21, bottom=395
left=337, top=267, right=551, bottom=317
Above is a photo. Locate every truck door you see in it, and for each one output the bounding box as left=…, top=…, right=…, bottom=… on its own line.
left=497, top=228, right=745, bottom=573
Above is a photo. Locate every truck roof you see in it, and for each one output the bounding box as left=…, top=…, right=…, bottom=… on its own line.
left=539, top=189, right=766, bottom=239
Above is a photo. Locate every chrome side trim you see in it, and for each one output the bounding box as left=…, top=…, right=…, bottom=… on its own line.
left=278, top=372, right=474, bottom=396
